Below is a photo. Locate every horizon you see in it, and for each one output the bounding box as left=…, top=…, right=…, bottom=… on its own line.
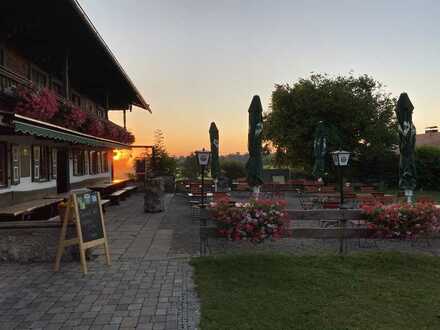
left=79, top=0, right=440, bottom=157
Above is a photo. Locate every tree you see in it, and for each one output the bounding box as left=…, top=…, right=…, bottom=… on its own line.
left=416, top=146, right=440, bottom=190
left=264, top=73, right=398, bottom=181
left=180, top=153, right=199, bottom=180
left=151, top=129, right=177, bottom=176
left=221, top=160, right=246, bottom=181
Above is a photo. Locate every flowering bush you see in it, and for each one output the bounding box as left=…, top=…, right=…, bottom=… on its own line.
left=103, top=121, right=135, bottom=144
left=14, top=87, right=58, bottom=121
left=209, top=199, right=289, bottom=243
left=53, top=102, right=87, bottom=130
left=362, top=202, right=440, bottom=239
left=84, top=115, right=105, bottom=137
left=11, top=86, right=134, bottom=144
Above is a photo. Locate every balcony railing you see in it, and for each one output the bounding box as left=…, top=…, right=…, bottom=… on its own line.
left=0, top=66, right=31, bottom=93
left=0, top=66, right=133, bottom=144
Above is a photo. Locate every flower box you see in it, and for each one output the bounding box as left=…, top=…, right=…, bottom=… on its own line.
left=209, top=199, right=289, bottom=243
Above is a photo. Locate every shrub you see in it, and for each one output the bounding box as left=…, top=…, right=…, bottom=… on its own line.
left=221, top=160, right=246, bottom=181
left=209, top=199, right=288, bottom=243
left=362, top=202, right=440, bottom=239
left=416, top=146, right=440, bottom=190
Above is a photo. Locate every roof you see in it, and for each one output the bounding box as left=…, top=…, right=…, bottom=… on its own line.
left=416, top=132, right=440, bottom=147
left=0, top=0, right=151, bottom=112
left=13, top=114, right=130, bottom=149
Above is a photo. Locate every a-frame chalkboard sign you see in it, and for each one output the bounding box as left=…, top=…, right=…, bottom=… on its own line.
left=54, top=189, right=111, bottom=274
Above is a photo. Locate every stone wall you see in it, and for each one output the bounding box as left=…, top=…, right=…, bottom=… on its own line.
left=0, top=223, right=78, bottom=263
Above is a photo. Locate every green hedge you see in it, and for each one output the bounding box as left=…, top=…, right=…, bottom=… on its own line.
left=416, top=146, right=440, bottom=190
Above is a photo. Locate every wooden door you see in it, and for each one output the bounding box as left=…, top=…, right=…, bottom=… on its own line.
left=57, top=148, right=70, bottom=193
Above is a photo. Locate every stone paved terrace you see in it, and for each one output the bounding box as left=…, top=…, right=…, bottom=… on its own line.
left=2, top=191, right=440, bottom=330
left=0, top=193, right=200, bottom=330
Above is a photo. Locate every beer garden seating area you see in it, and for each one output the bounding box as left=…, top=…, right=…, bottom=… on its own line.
left=179, top=177, right=435, bottom=211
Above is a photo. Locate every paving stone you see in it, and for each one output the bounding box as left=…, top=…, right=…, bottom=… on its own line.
left=0, top=195, right=200, bottom=330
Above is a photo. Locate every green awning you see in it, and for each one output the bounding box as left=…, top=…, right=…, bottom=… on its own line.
left=14, top=120, right=129, bottom=149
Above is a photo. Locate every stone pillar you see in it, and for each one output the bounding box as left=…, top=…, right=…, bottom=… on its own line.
left=144, top=177, right=165, bottom=213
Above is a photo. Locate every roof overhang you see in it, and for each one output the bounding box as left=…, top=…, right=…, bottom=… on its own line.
left=13, top=114, right=130, bottom=149
left=0, top=0, right=151, bottom=113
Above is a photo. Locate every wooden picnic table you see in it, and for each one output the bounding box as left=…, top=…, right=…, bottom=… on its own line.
left=0, top=198, right=64, bottom=220
left=88, top=179, right=132, bottom=195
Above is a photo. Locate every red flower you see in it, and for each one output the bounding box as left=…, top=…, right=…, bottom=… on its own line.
left=14, top=87, right=58, bottom=121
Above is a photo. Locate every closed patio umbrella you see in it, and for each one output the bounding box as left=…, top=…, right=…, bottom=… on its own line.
left=209, top=122, right=220, bottom=191
left=246, top=95, right=264, bottom=197
left=312, top=121, right=327, bottom=181
left=395, top=93, right=417, bottom=202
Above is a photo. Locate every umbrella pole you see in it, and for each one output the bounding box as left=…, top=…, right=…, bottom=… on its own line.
left=405, top=189, right=413, bottom=204
left=253, top=186, right=260, bottom=200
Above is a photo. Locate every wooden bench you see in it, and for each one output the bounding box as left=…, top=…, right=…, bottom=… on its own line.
left=109, top=189, right=127, bottom=205
left=100, top=199, right=111, bottom=212
left=0, top=198, right=64, bottom=221
left=124, top=185, right=138, bottom=195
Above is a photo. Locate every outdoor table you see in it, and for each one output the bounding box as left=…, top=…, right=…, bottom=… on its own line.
left=0, top=198, right=64, bottom=220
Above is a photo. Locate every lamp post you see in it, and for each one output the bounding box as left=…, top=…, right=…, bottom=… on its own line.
left=331, top=150, right=351, bottom=207
left=195, top=148, right=211, bottom=209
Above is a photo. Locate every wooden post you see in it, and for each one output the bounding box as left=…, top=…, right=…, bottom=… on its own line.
left=105, top=92, right=110, bottom=119
left=64, top=50, right=70, bottom=100
left=123, top=109, right=127, bottom=129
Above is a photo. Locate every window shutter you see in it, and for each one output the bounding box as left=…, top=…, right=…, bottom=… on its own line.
left=11, top=145, right=20, bottom=184
left=73, top=150, right=78, bottom=176
left=84, top=150, right=89, bottom=175
left=97, top=152, right=102, bottom=173
left=52, top=148, right=57, bottom=179
left=32, top=146, right=40, bottom=181
left=0, top=143, right=7, bottom=186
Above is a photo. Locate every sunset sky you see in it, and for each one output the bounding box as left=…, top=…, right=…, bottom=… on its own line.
left=79, top=0, right=440, bottom=156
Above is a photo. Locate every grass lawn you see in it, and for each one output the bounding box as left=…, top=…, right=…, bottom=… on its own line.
left=192, top=253, right=440, bottom=329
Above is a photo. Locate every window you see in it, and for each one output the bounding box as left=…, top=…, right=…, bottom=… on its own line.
left=52, top=148, right=57, bottom=179
left=30, top=67, right=48, bottom=90
left=51, top=79, right=63, bottom=97
left=11, top=145, right=20, bottom=185
left=71, top=92, right=81, bottom=107
left=0, top=143, right=7, bottom=187
left=90, top=151, right=98, bottom=175
left=32, top=145, right=50, bottom=181
left=20, top=146, right=31, bottom=178
left=73, top=150, right=86, bottom=176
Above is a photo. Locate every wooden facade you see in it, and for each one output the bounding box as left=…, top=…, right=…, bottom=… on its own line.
left=0, top=0, right=149, bottom=207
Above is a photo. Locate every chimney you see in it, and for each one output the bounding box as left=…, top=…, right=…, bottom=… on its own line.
left=425, top=126, right=439, bottom=134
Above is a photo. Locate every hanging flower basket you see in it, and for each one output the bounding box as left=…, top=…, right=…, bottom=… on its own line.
left=14, top=87, right=58, bottom=121
left=84, top=115, right=105, bottom=138
left=53, top=102, right=87, bottom=130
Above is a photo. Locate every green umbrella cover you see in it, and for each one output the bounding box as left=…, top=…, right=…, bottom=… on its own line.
left=246, top=95, right=264, bottom=190
left=312, top=121, right=327, bottom=180
left=209, top=122, right=220, bottom=182
left=395, top=93, right=417, bottom=201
